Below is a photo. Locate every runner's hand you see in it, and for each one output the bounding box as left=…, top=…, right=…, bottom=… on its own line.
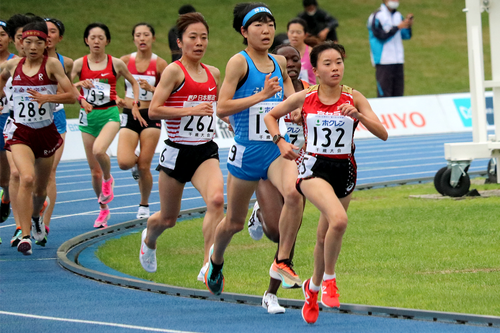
left=191, top=102, right=214, bottom=117
left=278, top=140, right=299, bottom=161
left=27, top=89, right=48, bottom=108
left=262, top=73, right=282, bottom=99
left=81, top=99, right=93, bottom=113
left=338, top=103, right=361, bottom=119
left=132, top=104, right=148, bottom=127
left=74, top=79, right=94, bottom=89
left=138, top=79, right=153, bottom=92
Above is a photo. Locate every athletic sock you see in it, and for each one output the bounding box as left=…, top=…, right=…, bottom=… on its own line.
left=139, top=204, right=149, bottom=207
left=323, top=272, right=336, bottom=281
left=32, top=216, right=40, bottom=223
left=22, top=235, right=30, bottom=240
left=309, top=279, right=321, bottom=292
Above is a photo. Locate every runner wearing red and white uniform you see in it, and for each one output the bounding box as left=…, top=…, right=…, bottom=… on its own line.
left=139, top=13, right=224, bottom=283
left=265, top=42, right=387, bottom=324
left=117, top=23, right=167, bottom=220
left=0, top=19, right=76, bottom=255
left=72, top=22, right=142, bottom=229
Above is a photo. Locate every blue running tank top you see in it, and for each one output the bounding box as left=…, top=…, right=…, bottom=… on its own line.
left=230, top=51, right=284, bottom=145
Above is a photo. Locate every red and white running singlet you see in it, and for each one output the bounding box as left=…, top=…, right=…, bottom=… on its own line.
left=164, top=61, right=217, bottom=145
left=79, top=54, right=117, bottom=109
left=124, top=52, right=160, bottom=101
left=302, top=85, right=359, bottom=159
left=11, top=56, right=58, bottom=129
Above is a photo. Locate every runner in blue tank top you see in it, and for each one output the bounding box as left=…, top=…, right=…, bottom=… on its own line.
left=205, top=3, right=304, bottom=302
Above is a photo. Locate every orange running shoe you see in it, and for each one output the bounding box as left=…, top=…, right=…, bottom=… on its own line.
left=270, top=259, right=302, bottom=289
left=302, top=278, right=319, bottom=324
left=321, top=278, right=340, bottom=308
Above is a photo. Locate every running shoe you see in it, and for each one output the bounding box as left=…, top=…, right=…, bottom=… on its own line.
left=139, top=228, right=157, bottom=273
left=0, top=189, right=10, bottom=222
left=31, top=215, right=46, bottom=242
left=131, top=165, right=140, bottom=182
left=270, top=259, right=302, bottom=289
left=204, top=244, right=224, bottom=295
left=262, top=291, right=286, bottom=314
left=17, top=237, right=32, bottom=255
left=99, top=176, right=114, bottom=205
left=10, top=227, right=22, bottom=247
left=321, top=278, right=340, bottom=308
left=94, top=208, right=110, bottom=228
left=136, top=205, right=150, bottom=219
left=35, top=226, right=49, bottom=247
left=247, top=201, right=263, bottom=241
left=302, top=278, right=319, bottom=324
left=197, top=262, right=209, bottom=283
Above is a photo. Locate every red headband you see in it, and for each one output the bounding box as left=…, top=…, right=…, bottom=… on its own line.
left=22, top=30, right=48, bottom=40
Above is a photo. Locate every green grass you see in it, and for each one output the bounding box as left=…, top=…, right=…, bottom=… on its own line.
left=97, top=180, right=500, bottom=316
left=0, top=0, right=491, bottom=118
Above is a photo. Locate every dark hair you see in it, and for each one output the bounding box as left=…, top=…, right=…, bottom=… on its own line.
left=83, top=22, right=111, bottom=46
left=44, top=17, right=65, bottom=36
left=287, top=17, right=308, bottom=33
left=303, top=0, right=318, bottom=7
left=310, top=41, right=345, bottom=68
left=176, top=12, right=209, bottom=40
left=179, top=4, right=196, bottom=15
left=0, top=20, right=7, bottom=34
left=233, top=3, right=275, bottom=45
left=6, top=14, right=42, bottom=39
left=272, top=43, right=300, bottom=57
left=22, top=20, right=48, bottom=40
left=131, top=22, right=155, bottom=37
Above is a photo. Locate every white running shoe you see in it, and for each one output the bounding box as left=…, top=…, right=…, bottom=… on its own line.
left=17, top=238, right=33, bottom=255
left=248, top=201, right=263, bottom=241
left=197, top=262, right=209, bottom=282
left=31, top=217, right=46, bottom=242
left=262, top=291, right=286, bottom=314
left=131, top=165, right=140, bottom=182
left=139, top=228, right=157, bottom=273
left=137, top=205, right=150, bottom=219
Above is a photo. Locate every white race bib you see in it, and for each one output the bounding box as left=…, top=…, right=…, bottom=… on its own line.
left=248, top=102, right=286, bottom=141
left=83, top=81, right=111, bottom=106
left=286, top=122, right=305, bottom=152
left=306, top=114, right=353, bottom=155
left=13, top=94, right=52, bottom=124
left=78, top=109, right=88, bottom=126
left=125, top=75, right=156, bottom=101
left=179, top=101, right=216, bottom=139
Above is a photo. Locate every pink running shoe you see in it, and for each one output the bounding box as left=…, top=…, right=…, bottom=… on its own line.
left=99, top=176, right=114, bottom=204
left=94, top=208, right=110, bottom=228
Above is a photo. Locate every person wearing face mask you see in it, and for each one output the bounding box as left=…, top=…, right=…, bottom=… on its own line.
left=297, top=0, right=338, bottom=44
left=367, top=0, right=414, bottom=97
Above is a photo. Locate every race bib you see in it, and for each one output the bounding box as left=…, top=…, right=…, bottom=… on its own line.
left=306, top=114, right=353, bottom=155
left=298, top=154, right=316, bottom=179
left=79, top=109, right=88, bottom=126
left=179, top=101, right=216, bottom=139
left=13, top=94, right=52, bottom=124
left=287, top=122, right=305, bottom=151
left=3, top=117, right=16, bottom=141
left=248, top=102, right=286, bottom=141
left=158, top=141, right=179, bottom=170
left=125, top=75, right=156, bottom=101
left=83, top=81, right=111, bottom=106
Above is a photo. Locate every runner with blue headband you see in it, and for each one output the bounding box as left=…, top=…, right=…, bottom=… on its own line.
left=205, top=2, right=305, bottom=313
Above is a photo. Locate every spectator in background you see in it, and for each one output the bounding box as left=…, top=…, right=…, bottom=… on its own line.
left=298, top=0, right=338, bottom=45
left=367, top=0, right=413, bottom=97
left=168, top=4, right=196, bottom=62
left=287, top=18, right=315, bottom=85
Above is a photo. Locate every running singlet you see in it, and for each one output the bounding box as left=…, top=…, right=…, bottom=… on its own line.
left=54, top=53, right=66, bottom=112
left=79, top=54, right=117, bottom=109
left=1, top=53, right=15, bottom=114
left=298, top=45, right=315, bottom=85
left=163, top=60, right=217, bottom=145
left=11, top=56, right=57, bottom=129
left=302, top=85, right=359, bottom=159
left=284, top=80, right=310, bottom=151
left=124, top=52, right=159, bottom=101
left=230, top=51, right=286, bottom=145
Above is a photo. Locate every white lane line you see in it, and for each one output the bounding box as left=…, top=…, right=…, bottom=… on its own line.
left=0, top=311, right=201, bottom=333
left=359, top=162, right=445, bottom=171
left=0, top=223, right=15, bottom=229
left=0, top=258, right=57, bottom=262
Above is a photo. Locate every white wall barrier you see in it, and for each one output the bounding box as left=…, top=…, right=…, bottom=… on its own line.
left=61, top=91, right=494, bottom=161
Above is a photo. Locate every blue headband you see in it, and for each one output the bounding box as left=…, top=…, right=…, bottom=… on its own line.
left=0, top=21, right=6, bottom=27
left=242, top=7, right=273, bottom=27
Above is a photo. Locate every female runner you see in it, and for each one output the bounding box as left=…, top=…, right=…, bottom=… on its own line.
left=117, top=22, right=167, bottom=219
left=287, top=17, right=315, bottom=85
left=3, top=14, right=39, bottom=247
left=71, top=22, right=142, bottom=228
left=0, top=20, right=76, bottom=255
left=247, top=43, right=309, bottom=313
left=204, top=3, right=303, bottom=296
left=265, top=42, right=388, bottom=324
left=37, top=17, right=73, bottom=245
left=139, top=12, right=224, bottom=281
left=0, top=19, right=16, bottom=228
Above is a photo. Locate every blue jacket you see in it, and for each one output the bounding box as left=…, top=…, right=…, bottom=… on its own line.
left=367, top=4, right=412, bottom=65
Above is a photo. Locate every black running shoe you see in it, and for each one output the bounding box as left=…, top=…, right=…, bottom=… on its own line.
left=1, top=200, right=11, bottom=222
